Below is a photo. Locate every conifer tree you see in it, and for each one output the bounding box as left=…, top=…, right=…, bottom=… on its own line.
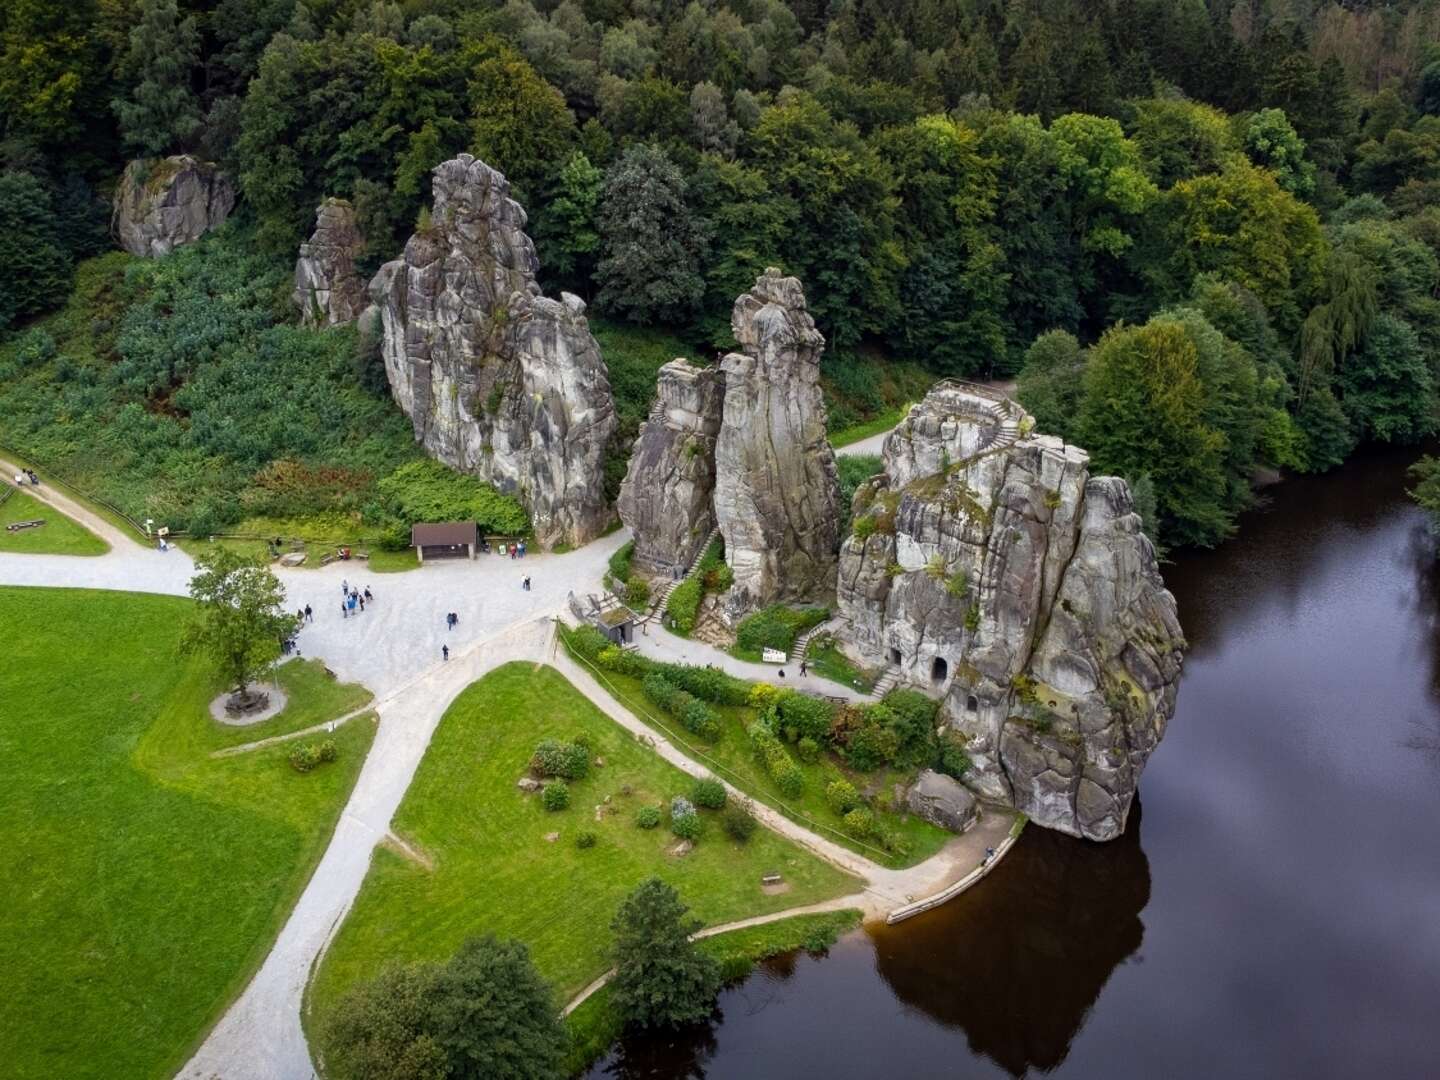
left=112, top=0, right=203, bottom=157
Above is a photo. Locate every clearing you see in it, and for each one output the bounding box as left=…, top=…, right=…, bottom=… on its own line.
left=0, top=487, right=108, bottom=556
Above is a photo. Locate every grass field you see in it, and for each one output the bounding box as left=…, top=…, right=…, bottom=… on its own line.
left=306, top=662, right=858, bottom=1063
left=0, top=586, right=377, bottom=1080
left=560, top=633, right=951, bottom=869
left=0, top=488, right=108, bottom=555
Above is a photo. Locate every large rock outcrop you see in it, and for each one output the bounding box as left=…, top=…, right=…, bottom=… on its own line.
left=112, top=155, right=235, bottom=257
left=369, top=154, right=617, bottom=547
left=293, top=198, right=367, bottom=327
left=712, top=269, right=840, bottom=619
left=837, top=381, right=1184, bottom=841
left=617, top=358, right=724, bottom=575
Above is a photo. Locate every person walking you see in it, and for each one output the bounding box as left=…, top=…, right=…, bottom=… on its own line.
left=442, top=644, right=449, bottom=661
left=800, top=660, right=808, bottom=677
left=304, top=604, right=313, bottom=623
left=519, top=540, right=526, bottom=558
left=522, top=575, right=531, bottom=592
left=363, top=586, right=373, bottom=604
left=341, top=579, right=349, bottom=596
left=358, top=594, right=365, bottom=612
left=341, top=601, right=348, bottom=620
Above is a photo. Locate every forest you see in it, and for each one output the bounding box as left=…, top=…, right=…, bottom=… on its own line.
left=2, top=0, right=1439, bottom=549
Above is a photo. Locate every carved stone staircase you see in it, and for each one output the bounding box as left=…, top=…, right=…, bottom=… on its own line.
left=870, top=664, right=902, bottom=698
left=644, top=526, right=721, bottom=624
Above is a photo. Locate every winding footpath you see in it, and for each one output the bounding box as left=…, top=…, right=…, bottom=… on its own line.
left=1, top=455, right=1020, bottom=1080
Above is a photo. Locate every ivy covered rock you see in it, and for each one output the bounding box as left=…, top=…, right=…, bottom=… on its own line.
left=369, top=154, right=617, bottom=547
left=111, top=155, right=235, bottom=257
left=836, top=381, right=1185, bottom=841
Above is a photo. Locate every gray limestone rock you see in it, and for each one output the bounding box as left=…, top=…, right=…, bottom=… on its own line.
left=112, top=155, right=235, bottom=257
left=617, top=358, right=724, bottom=575
left=370, top=154, right=617, bottom=548
left=836, top=381, right=1185, bottom=841
left=713, top=269, right=840, bottom=619
left=293, top=198, right=367, bottom=327
left=905, top=769, right=979, bottom=833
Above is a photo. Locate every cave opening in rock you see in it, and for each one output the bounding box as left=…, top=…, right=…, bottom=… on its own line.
left=932, top=656, right=948, bottom=682
left=967, top=694, right=979, bottom=713
left=890, top=646, right=902, bottom=666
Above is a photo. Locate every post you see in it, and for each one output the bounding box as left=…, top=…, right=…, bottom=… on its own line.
left=416, top=545, right=424, bottom=564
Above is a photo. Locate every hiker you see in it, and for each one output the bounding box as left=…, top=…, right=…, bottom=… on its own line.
left=800, top=661, right=808, bottom=677
left=442, top=644, right=450, bottom=661
left=296, top=608, right=304, bottom=625
left=304, top=604, right=313, bottom=623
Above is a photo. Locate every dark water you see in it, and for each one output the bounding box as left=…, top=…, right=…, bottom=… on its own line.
left=586, top=445, right=1440, bottom=1079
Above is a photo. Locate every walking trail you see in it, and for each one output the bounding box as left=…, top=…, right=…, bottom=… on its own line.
left=1, top=448, right=1021, bottom=1080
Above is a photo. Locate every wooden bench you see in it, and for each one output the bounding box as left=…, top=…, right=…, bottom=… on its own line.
left=5, top=519, right=45, bottom=532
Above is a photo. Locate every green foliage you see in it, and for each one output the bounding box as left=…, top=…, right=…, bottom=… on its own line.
left=288, top=739, right=339, bottom=774
left=826, top=778, right=860, bottom=816
left=692, top=777, right=727, bottom=811
left=842, top=808, right=880, bottom=843
left=720, top=801, right=757, bottom=843
left=529, top=739, right=590, bottom=781
left=669, top=796, right=701, bottom=841
left=664, top=576, right=703, bottom=634
left=0, top=171, right=72, bottom=330
left=748, top=718, right=804, bottom=798
left=1016, top=330, right=1086, bottom=442
left=112, top=0, right=203, bottom=156
left=181, top=548, right=294, bottom=697
left=576, top=831, right=596, bottom=850
left=937, top=735, right=973, bottom=780
left=623, top=576, right=650, bottom=608
left=379, top=460, right=529, bottom=537
left=774, top=692, right=835, bottom=744
left=1244, top=109, right=1316, bottom=197
left=541, top=781, right=570, bottom=812
left=609, top=878, right=720, bottom=1030
left=640, top=672, right=720, bottom=741
left=326, top=934, right=567, bottom=1080
left=634, top=805, right=661, bottom=830
left=607, top=542, right=634, bottom=584
left=734, top=606, right=829, bottom=658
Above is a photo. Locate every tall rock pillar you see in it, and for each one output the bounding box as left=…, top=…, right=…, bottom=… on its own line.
left=713, top=268, right=840, bottom=619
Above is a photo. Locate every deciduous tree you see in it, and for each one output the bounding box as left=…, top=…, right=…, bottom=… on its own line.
left=610, top=877, right=720, bottom=1029
left=181, top=548, right=294, bottom=703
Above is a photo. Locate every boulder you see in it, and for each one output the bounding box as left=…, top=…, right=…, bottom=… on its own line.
left=906, top=769, right=979, bottom=833
left=517, top=777, right=542, bottom=792
left=713, top=269, right=840, bottom=619
left=112, top=155, right=235, bottom=257
left=617, top=358, right=725, bottom=575
left=370, top=154, right=617, bottom=548
left=836, top=381, right=1185, bottom=841
left=293, top=198, right=367, bottom=327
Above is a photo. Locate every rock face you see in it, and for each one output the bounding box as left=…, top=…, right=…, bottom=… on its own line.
left=293, top=198, right=367, bottom=327
left=370, top=154, right=617, bottom=547
left=837, top=381, right=1185, bottom=841
left=112, top=155, right=235, bottom=257
left=712, top=269, right=840, bottom=619
left=617, top=359, right=724, bottom=575
left=906, top=769, right=979, bottom=832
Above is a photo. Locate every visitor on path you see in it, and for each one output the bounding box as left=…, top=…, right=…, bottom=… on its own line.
left=509, top=544, right=517, bottom=560
left=13, top=472, right=25, bottom=486
left=26, top=469, right=38, bottom=485
left=442, top=644, right=449, bottom=661
left=347, top=594, right=357, bottom=614
left=358, top=594, right=365, bottom=612
left=341, top=602, right=348, bottom=620
left=522, top=576, right=531, bottom=591
left=518, top=541, right=526, bottom=558
left=341, top=579, right=349, bottom=596
left=304, top=604, right=313, bottom=622
left=363, top=587, right=373, bottom=604
left=800, top=661, right=808, bottom=677
left=778, top=669, right=786, bottom=678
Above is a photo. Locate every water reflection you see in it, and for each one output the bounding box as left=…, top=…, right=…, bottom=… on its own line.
left=867, top=809, right=1149, bottom=1076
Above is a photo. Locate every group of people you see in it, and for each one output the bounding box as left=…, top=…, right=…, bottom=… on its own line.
left=340, top=581, right=373, bottom=619
left=11, top=469, right=39, bottom=487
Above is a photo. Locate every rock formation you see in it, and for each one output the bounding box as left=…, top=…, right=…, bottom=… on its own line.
left=906, top=769, right=979, bottom=832
left=616, top=358, right=724, bottom=575
left=369, top=154, right=617, bottom=547
left=112, top=155, right=235, bottom=257
left=293, top=198, right=367, bottom=327
left=837, top=381, right=1184, bottom=841
left=712, top=269, right=840, bottom=618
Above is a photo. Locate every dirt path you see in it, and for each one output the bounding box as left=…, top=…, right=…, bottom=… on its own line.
left=0, top=455, right=142, bottom=552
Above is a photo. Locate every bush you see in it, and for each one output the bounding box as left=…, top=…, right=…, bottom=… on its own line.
left=597, top=644, right=648, bottom=677
left=734, top=604, right=829, bottom=656
left=938, top=733, right=972, bottom=779
left=747, top=682, right=782, bottom=710
left=635, top=805, right=662, bottom=829
left=680, top=698, right=721, bottom=741
left=749, top=719, right=804, bottom=798
left=721, top=800, right=757, bottom=842
left=797, top=735, right=820, bottom=762
left=576, top=830, right=597, bottom=849
left=665, top=576, right=703, bottom=634
left=624, top=576, right=650, bottom=608
left=289, top=740, right=338, bottom=773
left=776, top=691, right=835, bottom=743
left=608, top=541, right=634, bottom=583
left=530, top=738, right=589, bottom=780
left=843, top=807, right=879, bottom=841
left=541, top=781, right=570, bottom=811
left=826, top=778, right=860, bottom=816
left=844, top=712, right=901, bottom=772
left=671, top=812, right=701, bottom=841
left=663, top=663, right=749, bottom=706
left=642, top=671, right=680, bottom=712
left=883, top=689, right=941, bottom=766
left=378, top=458, right=529, bottom=536
left=643, top=672, right=720, bottom=740
left=692, top=777, right=727, bottom=810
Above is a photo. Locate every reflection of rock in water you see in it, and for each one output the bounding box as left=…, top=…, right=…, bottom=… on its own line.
left=595, top=1013, right=719, bottom=1080
left=868, top=804, right=1150, bottom=1077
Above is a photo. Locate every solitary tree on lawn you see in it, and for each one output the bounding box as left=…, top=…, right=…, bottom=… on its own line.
left=610, top=877, right=720, bottom=1029
left=182, top=548, right=295, bottom=709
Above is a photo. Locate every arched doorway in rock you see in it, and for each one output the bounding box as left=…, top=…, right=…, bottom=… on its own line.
left=932, top=656, right=948, bottom=683
left=966, top=694, right=979, bottom=713
left=889, top=646, right=902, bottom=666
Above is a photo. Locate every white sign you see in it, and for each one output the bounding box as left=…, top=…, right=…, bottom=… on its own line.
left=762, top=647, right=787, bottom=664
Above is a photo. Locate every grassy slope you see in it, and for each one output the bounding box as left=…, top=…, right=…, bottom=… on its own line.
left=307, top=662, right=857, bottom=1050
left=561, top=637, right=950, bottom=869
left=0, top=586, right=376, bottom=1080
left=0, top=487, right=109, bottom=555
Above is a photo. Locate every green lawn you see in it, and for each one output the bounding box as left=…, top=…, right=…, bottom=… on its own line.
left=307, top=663, right=858, bottom=1062
left=561, top=633, right=951, bottom=869
left=806, top=640, right=877, bottom=693
left=0, top=586, right=377, bottom=1080
left=180, top=516, right=420, bottom=574
left=0, top=488, right=108, bottom=555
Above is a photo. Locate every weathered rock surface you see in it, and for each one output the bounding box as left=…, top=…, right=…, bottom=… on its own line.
left=370, top=154, right=617, bottom=547
left=617, top=359, right=724, bottom=575
left=293, top=198, right=367, bottom=326
left=713, top=269, right=840, bottom=619
left=837, top=381, right=1184, bottom=841
left=112, top=155, right=235, bottom=257
left=906, top=769, right=979, bottom=832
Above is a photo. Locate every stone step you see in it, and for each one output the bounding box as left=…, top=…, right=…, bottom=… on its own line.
left=870, top=664, right=901, bottom=697
left=643, top=526, right=721, bottom=623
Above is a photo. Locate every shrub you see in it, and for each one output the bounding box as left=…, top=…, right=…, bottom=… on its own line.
left=541, top=781, right=570, bottom=811
left=776, top=691, right=835, bottom=743
left=843, top=807, right=879, bottom=841
left=665, top=576, right=703, bottom=634
left=692, top=777, right=727, bottom=810
left=564, top=625, right=610, bottom=664
left=671, top=812, right=701, bottom=841
left=378, top=458, right=529, bottom=535
left=844, top=706, right=902, bottom=772
left=530, top=738, right=589, bottom=780
left=853, top=515, right=877, bottom=540
left=721, top=800, right=757, bottom=842
left=965, top=604, right=981, bottom=632
left=747, top=682, right=782, bottom=710
left=884, top=689, right=941, bottom=765
left=642, top=670, right=680, bottom=712
left=607, top=541, right=634, bottom=583
left=680, top=698, right=720, bottom=741
left=826, top=778, right=860, bottom=816
left=664, top=663, right=749, bottom=706
left=289, top=740, right=338, bottom=773
left=624, top=576, right=650, bottom=608
left=318, top=739, right=338, bottom=762
left=597, top=643, right=649, bottom=677
left=749, top=720, right=804, bottom=798
left=734, top=604, right=829, bottom=656
left=796, top=735, right=820, bottom=763
left=576, top=830, right=597, bottom=849
left=635, top=805, right=662, bottom=829
left=938, top=734, right=972, bottom=779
